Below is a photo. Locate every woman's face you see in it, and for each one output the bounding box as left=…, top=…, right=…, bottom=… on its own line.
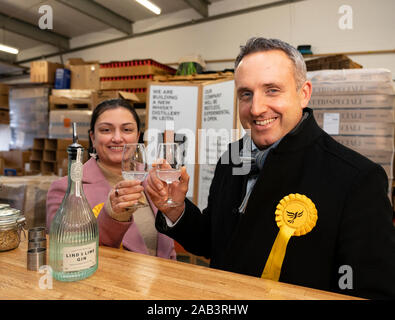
left=90, top=107, right=140, bottom=169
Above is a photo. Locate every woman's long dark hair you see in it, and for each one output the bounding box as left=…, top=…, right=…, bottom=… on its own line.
left=88, top=98, right=141, bottom=158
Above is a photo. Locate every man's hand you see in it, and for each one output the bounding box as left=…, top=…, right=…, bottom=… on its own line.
left=146, top=164, right=189, bottom=223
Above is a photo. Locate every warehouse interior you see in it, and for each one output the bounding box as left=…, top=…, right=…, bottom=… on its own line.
left=0, top=0, right=395, bottom=276
left=0, top=0, right=394, bottom=80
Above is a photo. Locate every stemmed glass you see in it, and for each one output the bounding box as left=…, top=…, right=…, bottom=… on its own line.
left=155, top=143, right=182, bottom=208
left=121, top=143, right=149, bottom=209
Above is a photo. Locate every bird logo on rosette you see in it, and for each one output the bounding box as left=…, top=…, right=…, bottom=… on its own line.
left=286, top=210, right=303, bottom=224
left=275, top=193, right=317, bottom=236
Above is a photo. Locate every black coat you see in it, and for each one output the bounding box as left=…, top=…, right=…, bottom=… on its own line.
left=156, top=108, right=395, bottom=299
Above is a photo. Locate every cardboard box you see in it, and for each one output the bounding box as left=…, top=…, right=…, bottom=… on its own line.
left=0, top=109, right=9, bottom=124
left=49, top=95, right=92, bottom=110
left=70, top=64, right=100, bottom=90
left=316, top=119, right=394, bottom=136
left=50, top=89, right=140, bottom=109
left=305, top=54, right=362, bottom=71
left=51, top=89, right=95, bottom=99
left=311, top=82, right=395, bottom=96
left=100, top=75, right=154, bottom=90
left=0, top=150, right=31, bottom=175
left=333, top=135, right=394, bottom=151
left=313, top=108, right=394, bottom=123
left=153, top=72, right=234, bottom=83
left=308, top=68, right=393, bottom=83
left=49, top=110, right=92, bottom=140
left=0, top=157, right=4, bottom=175
left=90, top=90, right=140, bottom=107
left=30, top=60, right=63, bottom=83
left=129, top=89, right=147, bottom=103
left=309, top=94, right=395, bottom=110
left=0, top=83, right=9, bottom=95
left=99, top=59, right=176, bottom=77
left=65, top=58, right=99, bottom=68
left=0, top=95, right=9, bottom=109
left=66, top=58, right=100, bottom=91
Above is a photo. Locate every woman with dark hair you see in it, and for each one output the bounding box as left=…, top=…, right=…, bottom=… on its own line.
left=46, top=99, right=176, bottom=259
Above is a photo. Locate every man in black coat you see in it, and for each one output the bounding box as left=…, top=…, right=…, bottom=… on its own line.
left=146, top=37, right=395, bottom=299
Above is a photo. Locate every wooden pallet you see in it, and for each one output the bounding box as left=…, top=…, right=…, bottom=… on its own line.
left=49, top=95, right=92, bottom=110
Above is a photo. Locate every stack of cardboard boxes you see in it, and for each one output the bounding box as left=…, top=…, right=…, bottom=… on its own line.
left=0, top=84, right=9, bottom=125
left=308, top=68, right=395, bottom=198
left=29, top=59, right=95, bottom=145
left=99, top=59, right=176, bottom=102
left=10, top=57, right=174, bottom=176
left=1, top=58, right=174, bottom=178
left=30, top=61, right=63, bottom=83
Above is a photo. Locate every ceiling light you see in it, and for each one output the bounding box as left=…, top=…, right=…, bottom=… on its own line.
left=135, top=0, right=161, bottom=15
left=0, top=44, right=19, bottom=55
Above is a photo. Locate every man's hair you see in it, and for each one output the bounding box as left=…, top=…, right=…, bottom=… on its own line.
left=235, top=37, right=307, bottom=90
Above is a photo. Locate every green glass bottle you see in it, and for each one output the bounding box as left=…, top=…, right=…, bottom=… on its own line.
left=49, top=123, right=99, bottom=282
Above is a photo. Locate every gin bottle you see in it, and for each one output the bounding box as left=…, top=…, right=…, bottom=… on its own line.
left=49, top=123, right=99, bottom=281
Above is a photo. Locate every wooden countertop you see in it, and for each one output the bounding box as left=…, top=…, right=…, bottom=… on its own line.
left=0, top=239, right=361, bottom=300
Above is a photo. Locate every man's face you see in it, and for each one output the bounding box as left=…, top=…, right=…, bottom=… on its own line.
left=235, top=50, right=311, bottom=149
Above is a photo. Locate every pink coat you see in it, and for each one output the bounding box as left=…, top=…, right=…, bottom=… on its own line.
left=46, top=158, right=176, bottom=260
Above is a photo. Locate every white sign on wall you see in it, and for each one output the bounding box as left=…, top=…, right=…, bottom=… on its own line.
left=197, top=79, right=237, bottom=210
left=146, top=83, right=200, bottom=199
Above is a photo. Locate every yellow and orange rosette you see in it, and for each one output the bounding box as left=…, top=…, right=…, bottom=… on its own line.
left=261, top=193, right=318, bottom=281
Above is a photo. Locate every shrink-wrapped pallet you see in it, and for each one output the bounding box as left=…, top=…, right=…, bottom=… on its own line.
left=308, top=68, right=395, bottom=198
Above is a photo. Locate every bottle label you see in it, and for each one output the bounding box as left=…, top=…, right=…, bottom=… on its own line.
left=70, top=162, right=83, bottom=182
left=62, top=242, right=97, bottom=272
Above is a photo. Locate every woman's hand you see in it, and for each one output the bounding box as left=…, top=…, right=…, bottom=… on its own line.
left=110, top=180, right=144, bottom=217
left=145, top=164, right=189, bottom=223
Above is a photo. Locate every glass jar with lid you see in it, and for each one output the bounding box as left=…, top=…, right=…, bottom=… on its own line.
left=0, top=205, right=26, bottom=252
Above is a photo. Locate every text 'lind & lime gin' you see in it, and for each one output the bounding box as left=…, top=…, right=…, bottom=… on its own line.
left=49, top=130, right=99, bottom=281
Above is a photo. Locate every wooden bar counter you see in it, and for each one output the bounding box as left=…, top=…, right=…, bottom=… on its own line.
left=0, top=239, right=360, bottom=300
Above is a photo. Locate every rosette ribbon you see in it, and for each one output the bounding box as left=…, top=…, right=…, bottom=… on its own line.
left=261, top=193, right=318, bottom=281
